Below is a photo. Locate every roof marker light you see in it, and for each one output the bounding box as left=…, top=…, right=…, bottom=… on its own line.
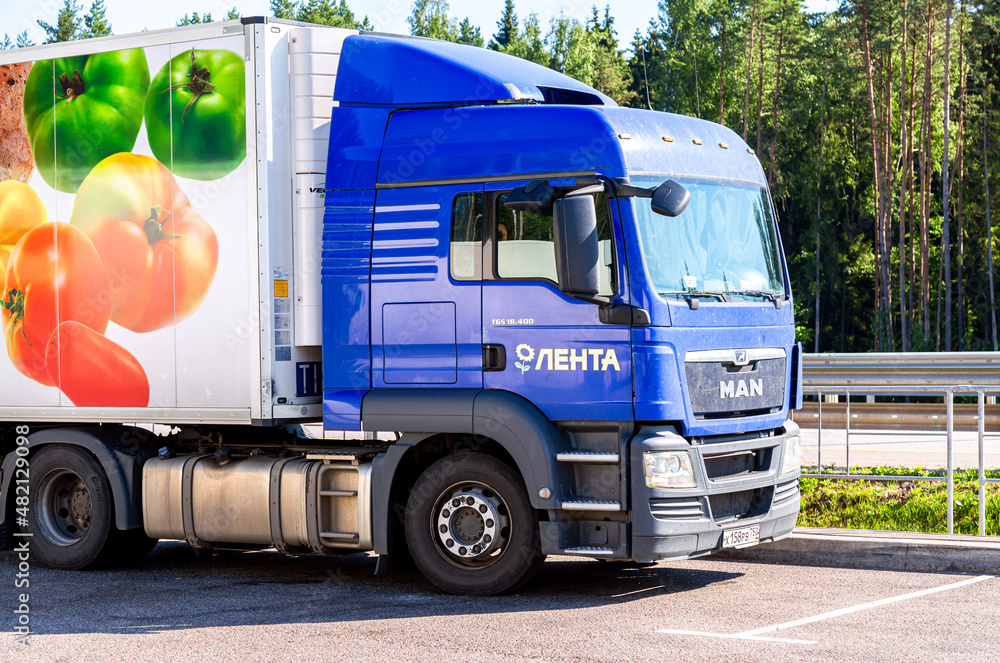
left=692, top=139, right=703, bottom=145
left=747, top=147, right=756, bottom=154
left=618, top=133, right=632, bottom=140
left=662, top=136, right=674, bottom=142
left=719, top=142, right=729, bottom=149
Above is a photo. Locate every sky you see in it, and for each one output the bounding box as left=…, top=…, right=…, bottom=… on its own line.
left=4, top=0, right=840, bottom=52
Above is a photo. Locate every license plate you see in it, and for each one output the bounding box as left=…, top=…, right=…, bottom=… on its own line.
left=721, top=524, right=760, bottom=549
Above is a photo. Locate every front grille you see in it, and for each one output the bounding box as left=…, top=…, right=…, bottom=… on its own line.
left=649, top=497, right=706, bottom=521
left=703, top=449, right=771, bottom=481
left=708, top=488, right=770, bottom=523
left=685, top=356, right=786, bottom=417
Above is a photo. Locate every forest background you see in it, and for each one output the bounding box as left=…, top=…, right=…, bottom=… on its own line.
left=6, top=0, right=1000, bottom=354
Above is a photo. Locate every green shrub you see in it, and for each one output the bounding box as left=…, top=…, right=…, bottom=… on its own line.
left=797, top=467, right=1000, bottom=535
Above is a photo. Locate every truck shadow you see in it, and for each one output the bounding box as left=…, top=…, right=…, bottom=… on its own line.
left=2, top=541, right=743, bottom=635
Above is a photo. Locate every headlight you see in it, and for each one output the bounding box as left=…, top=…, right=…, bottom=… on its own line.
left=781, top=434, right=801, bottom=475
left=643, top=451, right=697, bottom=488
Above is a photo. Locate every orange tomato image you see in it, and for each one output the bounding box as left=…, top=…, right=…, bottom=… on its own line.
left=46, top=321, right=149, bottom=406
left=0, top=181, right=46, bottom=277
left=2, top=222, right=111, bottom=386
left=70, top=153, right=219, bottom=333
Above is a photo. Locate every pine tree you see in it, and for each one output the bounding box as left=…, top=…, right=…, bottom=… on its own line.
left=587, top=11, right=635, bottom=107
left=489, top=0, right=517, bottom=51
left=38, top=0, right=83, bottom=43
left=176, top=12, right=212, bottom=26
left=504, top=13, right=547, bottom=65
left=82, top=0, right=112, bottom=39
left=0, top=34, right=12, bottom=50
left=457, top=18, right=483, bottom=47
left=15, top=31, right=34, bottom=48
left=225, top=8, right=241, bottom=20
left=298, top=0, right=363, bottom=28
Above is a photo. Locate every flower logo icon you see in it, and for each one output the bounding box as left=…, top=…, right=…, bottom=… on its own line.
left=514, top=343, right=534, bottom=375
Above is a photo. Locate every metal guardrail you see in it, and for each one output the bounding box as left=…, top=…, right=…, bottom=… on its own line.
left=802, top=352, right=1000, bottom=387
left=799, top=353, right=1000, bottom=537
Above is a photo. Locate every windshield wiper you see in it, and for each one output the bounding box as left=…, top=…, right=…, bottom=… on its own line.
left=732, top=290, right=786, bottom=308
left=659, top=290, right=730, bottom=310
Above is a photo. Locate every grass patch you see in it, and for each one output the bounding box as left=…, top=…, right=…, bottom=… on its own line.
left=797, top=467, right=1000, bottom=535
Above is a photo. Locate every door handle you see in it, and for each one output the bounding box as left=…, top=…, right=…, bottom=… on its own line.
left=482, top=344, right=506, bottom=371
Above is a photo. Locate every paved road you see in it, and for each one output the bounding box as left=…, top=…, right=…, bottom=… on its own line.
left=3, top=542, right=998, bottom=662
left=798, top=427, right=1000, bottom=470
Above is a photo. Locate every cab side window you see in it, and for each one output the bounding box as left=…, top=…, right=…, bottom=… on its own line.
left=493, top=191, right=616, bottom=296
left=450, top=192, right=483, bottom=280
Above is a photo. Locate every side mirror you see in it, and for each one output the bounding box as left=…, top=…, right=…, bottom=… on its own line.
left=504, top=180, right=555, bottom=212
left=651, top=179, right=690, bottom=217
left=552, top=195, right=600, bottom=295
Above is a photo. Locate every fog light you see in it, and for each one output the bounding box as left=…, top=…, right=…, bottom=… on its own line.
left=781, top=434, right=802, bottom=475
left=643, top=451, right=697, bottom=488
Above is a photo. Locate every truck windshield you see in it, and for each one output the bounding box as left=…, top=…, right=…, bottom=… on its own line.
left=631, top=177, right=785, bottom=301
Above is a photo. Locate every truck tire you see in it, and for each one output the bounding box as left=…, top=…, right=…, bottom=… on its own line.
left=405, top=452, right=543, bottom=595
left=25, top=445, right=117, bottom=570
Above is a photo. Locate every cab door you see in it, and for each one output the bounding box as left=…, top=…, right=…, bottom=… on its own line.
left=370, top=184, right=483, bottom=390
left=481, top=179, right=632, bottom=421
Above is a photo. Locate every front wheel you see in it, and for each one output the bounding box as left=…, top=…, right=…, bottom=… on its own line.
left=405, top=452, right=543, bottom=595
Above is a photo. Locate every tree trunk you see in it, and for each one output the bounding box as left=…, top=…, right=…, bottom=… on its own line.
left=756, top=35, right=766, bottom=157
left=692, top=42, right=700, bottom=117
left=936, top=232, right=943, bottom=350
left=920, top=0, right=935, bottom=341
left=883, top=20, right=895, bottom=351
left=741, top=0, right=758, bottom=142
left=767, top=7, right=788, bottom=191
left=815, top=69, right=828, bottom=353
left=909, top=33, right=918, bottom=345
left=942, top=0, right=952, bottom=350
left=860, top=0, right=890, bottom=350
left=899, top=0, right=910, bottom=351
left=987, top=108, right=998, bottom=351
left=718, top=18, right=726, bottom=125
left=957, top=0, right=966, bottom=349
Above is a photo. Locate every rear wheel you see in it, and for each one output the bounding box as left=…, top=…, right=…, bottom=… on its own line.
left=27, top=445, right=116, bottom=569
left=405, top=452, right=543, bottom=595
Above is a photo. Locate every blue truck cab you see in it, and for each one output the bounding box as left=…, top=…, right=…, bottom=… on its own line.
left=320, top=34, right=803, bottom=593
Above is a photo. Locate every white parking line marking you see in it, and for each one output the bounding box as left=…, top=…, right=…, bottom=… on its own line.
left=738, top=575, right=994, bottom=637
left=658, top=575, right=994, bottom=645
left=657, top=629, right=816, bottom=645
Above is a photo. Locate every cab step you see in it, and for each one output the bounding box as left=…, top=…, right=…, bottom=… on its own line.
left=562, top=546, right=618, bottom=556
left=560, top=499, right=622, bottom=512
left=555, top=451, right=620, bottom=463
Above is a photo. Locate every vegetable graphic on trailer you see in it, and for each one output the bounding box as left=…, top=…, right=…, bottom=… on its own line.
left=0, top=36, right=250, bottom=410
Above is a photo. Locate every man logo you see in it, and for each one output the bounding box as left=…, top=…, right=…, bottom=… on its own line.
left=720, top=378, right=764, bottom=398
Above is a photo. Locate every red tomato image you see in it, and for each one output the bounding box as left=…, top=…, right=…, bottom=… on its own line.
left=2, top=223, right=111, bottom=386
left=45, top=321, right=149, bottom=407
left=69, top=153, right=219, bottom=333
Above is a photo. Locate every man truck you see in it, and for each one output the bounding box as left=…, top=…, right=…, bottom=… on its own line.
left=0, top=17, right=802, bottom=595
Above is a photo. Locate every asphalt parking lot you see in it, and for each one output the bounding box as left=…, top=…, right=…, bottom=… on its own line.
left=3, top=541, right=998, bottom=662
